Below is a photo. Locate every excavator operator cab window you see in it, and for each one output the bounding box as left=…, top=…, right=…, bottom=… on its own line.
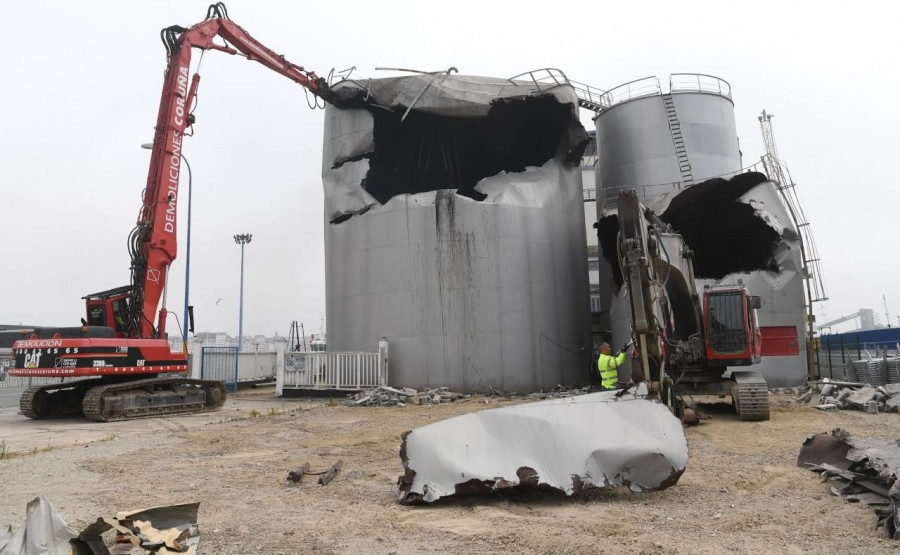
left=86, top=303, right=106, bottom=327
left=707, top=291, right=747, bottom=353
left=111, top=298, right=129, bottom=333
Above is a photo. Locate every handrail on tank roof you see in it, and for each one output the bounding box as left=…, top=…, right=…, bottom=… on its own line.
left=507, top=68, right=571, bottom=92
left=507, top=68, right=611, bottom=110
left=669, top=73, right=732, bottom=99
left=597, top=76, right=662, bottom=111
left=596, top=73, right=732, bottom=112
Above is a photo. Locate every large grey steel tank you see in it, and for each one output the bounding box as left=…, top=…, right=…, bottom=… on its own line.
left=591, top=74, right=809, bottom=388
left=594, top=74, right=741, bottom=208
left=322, top=71, right=592, bottom=392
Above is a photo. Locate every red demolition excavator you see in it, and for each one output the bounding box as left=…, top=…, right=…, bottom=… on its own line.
left=10, top=4, right=332, bottom=421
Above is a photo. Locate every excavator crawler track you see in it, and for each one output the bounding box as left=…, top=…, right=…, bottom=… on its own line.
left=732, top=370, right=770, bottom=421
left=82, top=377, right=227, bottom=422
left=19, top=379, right=104, bottom=419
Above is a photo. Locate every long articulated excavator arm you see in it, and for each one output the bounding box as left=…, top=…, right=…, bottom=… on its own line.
left=617, top=190, right=665, bottom=394
left=132, top=2, right=333, bottom=339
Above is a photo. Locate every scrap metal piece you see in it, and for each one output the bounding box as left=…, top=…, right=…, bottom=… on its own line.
left=318, top=459, right=344, bottom=486
left=285, top=460, right=343, bottom=485
left=0, top=496, right=76, bottom=555
left=398, top=385, right=688, bottom=504
left=71, top=502, right=200, bottom=554
left=797, top=428, right=853, bottom=470
left=287, top=462, right=311, bottom=482
left=798, top=429, right=900, bottom=540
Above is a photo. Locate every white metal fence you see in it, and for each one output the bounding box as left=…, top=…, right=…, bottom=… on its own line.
left=279, top=352, right=381, bottom=390
left=277, top=339, right=388, bottom=395
left=237, top=351, right=277, bottom=382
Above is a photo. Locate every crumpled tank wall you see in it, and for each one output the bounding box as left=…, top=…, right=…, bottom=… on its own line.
left=322, top=74, right=591, bottom=393
left=324, top=160, right=591, bottom=392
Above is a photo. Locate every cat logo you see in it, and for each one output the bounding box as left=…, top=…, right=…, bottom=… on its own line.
left=23, top=350, right=42, bottom=368
left=137, top=359, right=145, bottom=367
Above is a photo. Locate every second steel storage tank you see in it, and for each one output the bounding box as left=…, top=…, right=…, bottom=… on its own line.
left=594, top=74, right=741, bottom=207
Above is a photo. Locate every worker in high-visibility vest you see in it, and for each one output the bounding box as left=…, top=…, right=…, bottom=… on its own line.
left=597, top=342, right=628, bottom=389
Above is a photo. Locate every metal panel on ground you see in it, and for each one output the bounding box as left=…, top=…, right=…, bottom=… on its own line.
left=201, top=346, right=238, bottom=393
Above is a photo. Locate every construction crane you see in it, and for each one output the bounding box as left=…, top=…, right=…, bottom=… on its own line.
left=818, top=309, right=878, bottom=333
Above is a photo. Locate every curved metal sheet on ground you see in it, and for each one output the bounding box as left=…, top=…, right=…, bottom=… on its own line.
left=398, top=386, right=688, bottom=503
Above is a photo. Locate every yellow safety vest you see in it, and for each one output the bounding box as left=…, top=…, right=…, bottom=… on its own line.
left=597, top=352, right=626, bottom=389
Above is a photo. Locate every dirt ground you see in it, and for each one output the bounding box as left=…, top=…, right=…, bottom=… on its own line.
left=1, top=388, right=899, bottom=554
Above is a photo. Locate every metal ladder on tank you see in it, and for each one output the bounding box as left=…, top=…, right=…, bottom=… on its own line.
left=662, top=94, right=694, bottom=184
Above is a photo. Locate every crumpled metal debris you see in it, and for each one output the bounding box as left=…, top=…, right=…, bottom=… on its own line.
left=1, top=499, right=200, bottom=555
left=71, top=502, right=200, bottom=554
left=798, top=428, right=900, bottom=539
left=398, top=384, right=688, bottom=504
left=286, top=459, right=344, bottom=486
left=0, top=496, right=76, bottom=555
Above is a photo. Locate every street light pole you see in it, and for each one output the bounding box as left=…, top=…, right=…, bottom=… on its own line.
left=141, top=143, right=192, bottom=356
left=233, top=233, right=252, bottom=352
left=181, top=154, right=192, bottom=356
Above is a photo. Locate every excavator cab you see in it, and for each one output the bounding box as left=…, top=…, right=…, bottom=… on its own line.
left=703, top=286, right=762, bottom=366
left=83, top=285, right=133, bottom=338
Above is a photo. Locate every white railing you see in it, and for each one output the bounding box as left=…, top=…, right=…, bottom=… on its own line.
left=507, top=68, right=571, bottom=93
left=582, top=73, right=731, bottom=114
left=669, top=73, right=732, bottom=99
left=279, top=351, right=384, bottom=392
left=277, top=339, right=389, bottom=395
left=568, top=79, right=608, bottom=111
left=597, top=76, right=662, bottom=111
left=237, top=351, right=276, bottom=382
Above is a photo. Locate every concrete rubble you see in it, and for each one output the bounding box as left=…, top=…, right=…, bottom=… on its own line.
left=797, top=379, right=900, bottom=414
left=345, top=386, right=471, bottom=407
left=397, top=384, right=688, bottom=504
left=798, top=428, right=900, bottom=539
left=347, top=385, right=594, bottom=407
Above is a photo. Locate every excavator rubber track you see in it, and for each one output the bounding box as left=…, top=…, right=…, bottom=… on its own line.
left=82, top=377, right=227, bottom=422
left=19, top=379, right=105, bottom=419
left=732, top=370, right=770, bottom=421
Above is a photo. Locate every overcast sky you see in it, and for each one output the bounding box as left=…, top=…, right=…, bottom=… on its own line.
left=1, top=0, right=897, bottom=338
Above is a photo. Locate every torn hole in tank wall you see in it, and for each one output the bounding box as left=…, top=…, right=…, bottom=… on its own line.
left=329, top=95, right=587, bottom=224
left=598, top=173, right=788, bottom=287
